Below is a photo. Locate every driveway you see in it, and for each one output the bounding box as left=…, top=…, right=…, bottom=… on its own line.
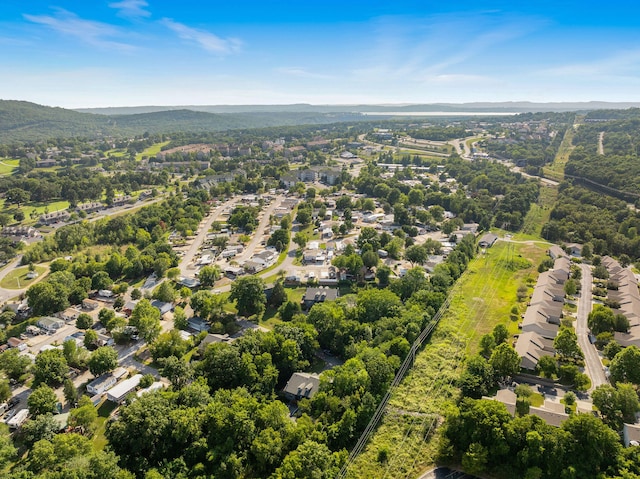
left=576, top=263, right=607, bottom=390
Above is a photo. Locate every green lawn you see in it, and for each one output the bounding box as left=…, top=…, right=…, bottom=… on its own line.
left=346, top=241, right=548, bottom=479
left=23, top=200, right=70, bottom=219
left=0, top=158, right=19, bottom=175
left=0, top=265, right=47, bottom=289
left=136, top=141, right=171, bottom=161
left=92, top=400, right=118, bottom=451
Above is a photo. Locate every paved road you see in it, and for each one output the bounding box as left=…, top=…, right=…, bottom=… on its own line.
left=178, top=197, right=238, bottom=277
left=576, top=263, right=608, bottom=391
left=234, top=196, right=284, bottom=264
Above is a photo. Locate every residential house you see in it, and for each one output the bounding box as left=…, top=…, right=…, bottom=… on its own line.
left=7, top=337, right=27, bottom=352
left=514, top=331, right=555, bottom=371
left=151, top=300, right=173, bottom=316
left=302, top=287, right=338, bottom=310
left=86, top=374, right=118, bottom=395
left=187, top=317, right=210, bottom=333
left=602, top=256, right=640, bottom=347
left=198, top=333, right=233, bottom=353
left=548, top=245, right=567, bottom=260
left=82, top=299, right=100, bottom=310
left=39, top=210, right=70, bottom=225
left=107, top=374, right=142, bottom=403
left=37, top=317, right=65, bottom=333
left=484, top=389, right=517, bottom=416
left=283, top=372, right=321, bottom=401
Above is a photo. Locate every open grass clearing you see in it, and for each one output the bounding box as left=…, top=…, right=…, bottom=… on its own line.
left=543, top=120, right=577, bottom=180
left=0, top=265, right=47, bottom=289
left=0, top=158, right=19, bottom=175
left=346, top=240, right=547, bottom=478
left=136, top=141, right=171, bottom=161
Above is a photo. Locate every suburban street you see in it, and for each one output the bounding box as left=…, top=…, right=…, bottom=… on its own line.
left=178, top=197, right=237, bottom=277
left=234, top=195, right=284, bottom=264
left=0, top=256, right=27, bottom=304
left=576, top=263, right=608, bottom=391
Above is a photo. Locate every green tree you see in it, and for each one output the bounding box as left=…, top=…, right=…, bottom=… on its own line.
left=173, top=305, right=188, bottom=330
left=376, top=265, right=392, bottom=286
left=536, top=355, right=557, bottom=378
left=76, top=312, right=93, bottom=329
left=405, top=244, right=428, bottom=265
left=69, top=397, right=98, bottom=434
left=63, top=378, right=78, bottom=405
left=28, top=384, right=58, bottom=416
left=230, top=276, right=267, bottom=318
left=21, top=414, right=59, bottom=447
left=33, top=349, right=68, bottom=386
left=610, top=345, right=640, bottom=384
left=479, top=334, right=496, bottom=357
left=269, top=280, right=287, bottom=308
left=0, top=348, right=31, bottom=380
left=362, top=250, right=379, bottom=269
left=92, top=271, right=113, bottom=291
left=489, top=343, right=520, bottom=379
left=553, top=328, right=584, bottom=361
left=279, top=300, right=301, bottom=321
left=293, top=232, right=308, bottom=249
left=130, top=298, right=162, bottom=343
left=139, top=374, right=155, bottom=389
left=198, top=265, right=221, bottom=287
left=493, top=324, right=509, bottom=344
left=149, top=329, right=190, bottom=360
left=84, top=328, right=98, bottom=348
left=158, top=356, right=193, bottom=389
left=152, top=281, right=176, bottom=303
left=588, top=305, right=615, bottom=335
left=0, top=379, right=10, bottom=403
left=88, top=346, right=118, bottom=377
left=0, top=424, right=16, bottom=469
left=272, top=440, right=344, bottom=479
left=131, top=288, right=142, bottom=300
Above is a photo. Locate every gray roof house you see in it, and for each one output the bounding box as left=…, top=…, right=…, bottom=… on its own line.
left=283, top=372, right=321, bottom=401
left=478, top=233, right=498, bottom=248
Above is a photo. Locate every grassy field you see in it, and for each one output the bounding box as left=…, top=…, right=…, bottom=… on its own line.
left=543, top=120, right=577, bottom=181
left=346, top=240, right=548, bottom=479
left=136, top=141, right=171, bottom=161
left=22, top=200, right=70, bottom=219
left=0, top=265, right=47, bottom=289
left=519, top=184, right=558, bottom=238
left=0, top=158, right=19, bottom=175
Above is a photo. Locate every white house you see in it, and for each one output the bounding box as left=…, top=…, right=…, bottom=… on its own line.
left=86, top=374, right=118, bottom=395
left=107, top=374, right=142, bottom=403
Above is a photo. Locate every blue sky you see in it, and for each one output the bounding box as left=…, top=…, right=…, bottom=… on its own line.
left=1, top=0, right=640, bottom=107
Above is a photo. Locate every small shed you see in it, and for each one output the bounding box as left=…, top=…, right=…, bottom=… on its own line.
left=478, top=233, right=498, bottom=248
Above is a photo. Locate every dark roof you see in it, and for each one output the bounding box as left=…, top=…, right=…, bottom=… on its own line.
left=303, top=287, right=338, bottom=303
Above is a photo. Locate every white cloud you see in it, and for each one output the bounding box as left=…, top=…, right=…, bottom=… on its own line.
left=161, top=18, right=241, bottom=54
left=275, top=67, right=335, bottom=80
left=23, top=8, right=134, bottom=51
left=109, top=0, right=151, bottom=19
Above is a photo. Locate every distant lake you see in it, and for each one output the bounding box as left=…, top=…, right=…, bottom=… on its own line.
left=361, top=111, right=519, bottom=116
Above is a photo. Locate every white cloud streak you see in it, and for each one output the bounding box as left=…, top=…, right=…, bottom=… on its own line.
left=275, top=67, right=335, bottom=80
left=162, top=18, right=241, bottom=54
left=23, top=8, right=134, bottom=51
left=109, top=0, right=151, bottom=19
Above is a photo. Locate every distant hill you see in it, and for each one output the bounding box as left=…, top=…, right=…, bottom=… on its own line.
left=0, top=100, right=364, bottom=143
left=77, top=101, right=640, bottom=115
left=6, top=99, right=640, bottom=143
